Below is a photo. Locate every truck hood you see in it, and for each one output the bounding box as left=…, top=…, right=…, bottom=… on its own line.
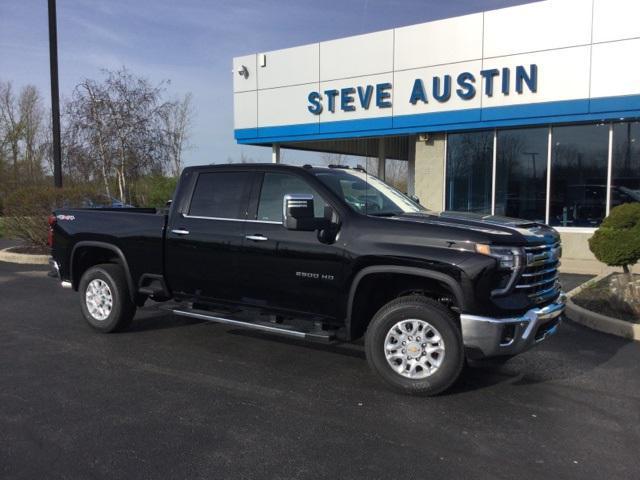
left=389, top=211, right=560, bottom=246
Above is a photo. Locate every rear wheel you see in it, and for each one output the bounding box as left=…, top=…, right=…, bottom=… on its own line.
left=79, top=264, right=136, bottom=333
left=364, top=295, right=464, bottom=396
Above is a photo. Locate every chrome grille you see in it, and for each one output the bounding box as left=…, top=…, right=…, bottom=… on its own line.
left=516, top=243, right=561, bottom=303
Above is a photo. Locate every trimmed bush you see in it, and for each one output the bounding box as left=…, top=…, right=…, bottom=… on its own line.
left=3, top=184, right=104, bottom=247
left=589, top=203, right=640, bottom=272
left=130, top=175, right=178, bottom=209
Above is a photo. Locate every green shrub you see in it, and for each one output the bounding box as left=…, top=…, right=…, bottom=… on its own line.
left=589, top=203, right=640, bottom=272
left=130, top=175, right=178, bottom=208
left=3, top=184, right=104, bottom=247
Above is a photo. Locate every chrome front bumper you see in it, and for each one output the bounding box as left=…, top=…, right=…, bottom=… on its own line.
left=460, top=293, right=566, bottom=359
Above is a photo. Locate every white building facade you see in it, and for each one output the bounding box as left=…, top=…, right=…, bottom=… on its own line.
left=233, top=0, right=640, bottom=274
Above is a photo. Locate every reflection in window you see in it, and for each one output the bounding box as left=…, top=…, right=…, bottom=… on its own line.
left=189, top=172, right=252, bottom=219
left=257, top=173, right=326, bottom=222
left=611, top=122, right=640, bottom=209
left=445, top=131, right=493, bottom=214
left=549, top=124, right=609, bottom=227
left=495, top=127, right=548, bottom=222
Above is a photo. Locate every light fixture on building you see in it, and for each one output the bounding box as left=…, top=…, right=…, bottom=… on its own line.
left=418, top=133, right=430, bottom=142
left=258, top=53, right=266, bottom=67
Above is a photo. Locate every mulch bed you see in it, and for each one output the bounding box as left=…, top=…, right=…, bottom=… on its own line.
left=8, top=245, right=50, bottom=255
left=573, top=273, right=640, bottom=324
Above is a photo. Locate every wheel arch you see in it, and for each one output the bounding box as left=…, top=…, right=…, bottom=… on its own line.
left=71, top=241, right=136, bottom=302
left=346, top=266, right=466, bottom=341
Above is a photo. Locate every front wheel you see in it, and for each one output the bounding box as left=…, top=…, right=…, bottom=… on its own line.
left=364, top=296, right=464, bottom=396
left=79, top=264, right=136, bottom=333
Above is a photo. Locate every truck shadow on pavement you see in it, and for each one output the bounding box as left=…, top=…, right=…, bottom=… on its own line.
left=221, top=317, right=631, bottom=394
left=124, top=306, right=632, bottom=395
left=450, top=317, right=632, bottom=394
left=125, top=310, right=208, bottom=333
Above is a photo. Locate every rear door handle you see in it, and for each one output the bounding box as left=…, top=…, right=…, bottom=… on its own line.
left=171, top=229, right=190, bottom=235
left=245, top=234, right=268, bottom=242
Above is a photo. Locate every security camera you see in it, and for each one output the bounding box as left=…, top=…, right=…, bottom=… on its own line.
left=237, top=65, right=249, bottom=79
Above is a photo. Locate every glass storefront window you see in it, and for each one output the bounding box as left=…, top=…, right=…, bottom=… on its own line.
left=445, top=131, right=493, bottom=214
left=611, top=122, right=640, bottom=208
left=495, top=127, right=548, bottom=222
left=549, top=124, right=609, bottom=227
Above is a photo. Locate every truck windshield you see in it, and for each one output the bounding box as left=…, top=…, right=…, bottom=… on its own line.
left=314, top=169, right=425, bottom=216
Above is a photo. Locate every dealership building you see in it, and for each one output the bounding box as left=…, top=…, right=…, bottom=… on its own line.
left=233, top=0, right=640, bottom=274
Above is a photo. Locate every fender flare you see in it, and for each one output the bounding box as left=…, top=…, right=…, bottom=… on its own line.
left=345, top=265, right=466, bottom=339
left=70, top=241, right=136, bottom=302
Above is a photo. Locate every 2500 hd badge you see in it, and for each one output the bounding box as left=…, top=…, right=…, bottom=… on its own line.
left=297, top=271, right=335, bottom=281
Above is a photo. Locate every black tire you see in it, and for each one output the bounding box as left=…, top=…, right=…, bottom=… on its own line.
left=364, top=295, right=464, bottom=396
left=79, top=263, right=136, bottom=333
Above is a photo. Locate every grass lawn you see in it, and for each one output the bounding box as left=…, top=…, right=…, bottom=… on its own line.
left=0, top=217, right=5, bottom=238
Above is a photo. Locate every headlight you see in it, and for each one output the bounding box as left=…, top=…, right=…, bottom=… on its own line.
left=476, top=244, right=525, bottom=271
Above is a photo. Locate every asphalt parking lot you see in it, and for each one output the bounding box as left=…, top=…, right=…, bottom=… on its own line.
left=1, top=261, right=639, bottom=480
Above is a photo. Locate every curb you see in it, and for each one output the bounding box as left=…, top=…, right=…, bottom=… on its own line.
left=0, top=247, right=49, bottom=265
left=564, top=273, right=640, bottom=341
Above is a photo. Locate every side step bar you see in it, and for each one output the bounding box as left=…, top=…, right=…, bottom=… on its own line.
left=172, top=308, right=335, bottom=343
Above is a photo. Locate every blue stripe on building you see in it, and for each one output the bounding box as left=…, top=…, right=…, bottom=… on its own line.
left=235, top=93, right=640, bottom=144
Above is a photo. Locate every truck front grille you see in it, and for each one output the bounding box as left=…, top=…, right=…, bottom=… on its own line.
left=515, top=243, right=561, bottom=304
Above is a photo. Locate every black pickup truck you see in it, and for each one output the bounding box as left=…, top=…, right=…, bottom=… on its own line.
left=49, top=163, right=565, bottom=395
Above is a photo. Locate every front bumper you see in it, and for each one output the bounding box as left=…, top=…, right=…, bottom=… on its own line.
left=460, top=293, right=566, bottom=359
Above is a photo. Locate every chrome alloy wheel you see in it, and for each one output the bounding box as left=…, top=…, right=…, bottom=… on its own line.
left=384, top=319, right=445, bottom=379
left=85, top=279, right=113, bottom=321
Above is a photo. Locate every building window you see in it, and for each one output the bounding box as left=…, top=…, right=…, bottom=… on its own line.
left=445, top=131, right=493, bottom=214
left=495, top=127, right=548, bottom=223
left=549, top=124, right=609, bottom=227
left=611, top=122, right=640, bottom=209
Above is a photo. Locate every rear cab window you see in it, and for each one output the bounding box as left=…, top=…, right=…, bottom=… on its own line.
left=188, top=171, right=253, bottom=219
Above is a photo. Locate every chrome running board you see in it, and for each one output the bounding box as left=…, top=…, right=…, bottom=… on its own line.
left=172, top=308, right=334, bottom=343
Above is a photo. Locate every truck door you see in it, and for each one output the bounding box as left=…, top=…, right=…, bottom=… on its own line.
left=237, top=171, right=345, bottom=320
left=165, top=170, right=256, bottom=303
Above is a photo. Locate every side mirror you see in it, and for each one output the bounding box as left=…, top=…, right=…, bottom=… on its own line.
left=410, top=194, right=420, bottom=205
left=283, top=194, right=316, bottom=231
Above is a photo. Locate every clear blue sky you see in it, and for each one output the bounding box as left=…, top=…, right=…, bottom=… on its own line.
left=1, top=0, right=533, bottom=166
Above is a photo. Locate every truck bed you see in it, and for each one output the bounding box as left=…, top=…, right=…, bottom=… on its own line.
left=51, top=208, right=167, bottom=288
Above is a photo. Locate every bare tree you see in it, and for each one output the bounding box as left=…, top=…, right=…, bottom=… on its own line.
left=0, top=81, right=48, bottom=189
left=0, top=81, right=22, bottom=183
left=227, top=152, right=255, bottom=164
left=64, top=68, right=183, bottom=201
left=320, top=152, right=347, bottom=166
left=65, top=78, right=115, bottom=197
left=18, top=85, right=46, bottom=182
left=385, top=159, right=408, bottom=192
left=161, top=93, right=193, bottom=176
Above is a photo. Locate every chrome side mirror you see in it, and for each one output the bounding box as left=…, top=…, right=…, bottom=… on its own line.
left=283, top=194, right=316, bottom=231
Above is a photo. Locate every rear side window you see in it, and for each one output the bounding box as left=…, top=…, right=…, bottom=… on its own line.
left=257, top=173, right=327, bottom=222
left=188, top=172, right=253, bottom=219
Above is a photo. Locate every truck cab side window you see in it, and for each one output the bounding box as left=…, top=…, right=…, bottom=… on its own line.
left=257, top=173, right=327, bottom=222
left=189, top=172, right=253, bottom=219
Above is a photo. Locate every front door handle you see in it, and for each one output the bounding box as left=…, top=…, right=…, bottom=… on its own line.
left=171, top=229, right=190, bottom=235
left=245, top=234, right=268, bottom=242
